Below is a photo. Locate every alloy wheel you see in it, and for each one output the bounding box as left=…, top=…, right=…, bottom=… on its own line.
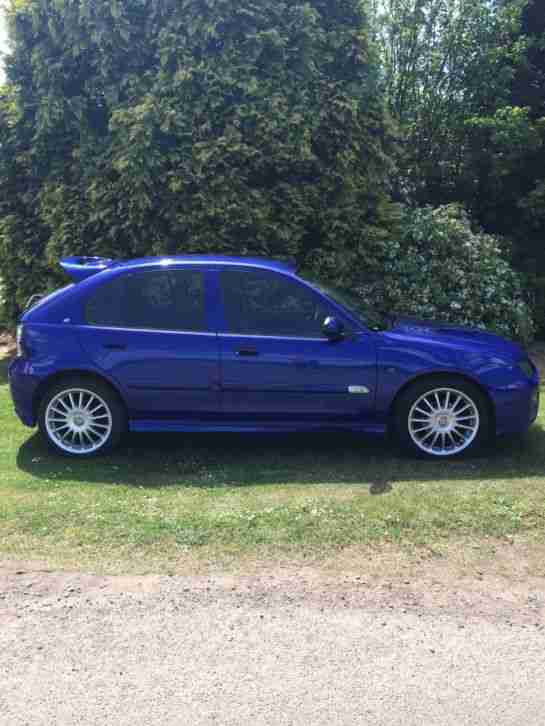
left=408, top=387, right=480, bottom=457
left=45, top=388, right=113, bottom=455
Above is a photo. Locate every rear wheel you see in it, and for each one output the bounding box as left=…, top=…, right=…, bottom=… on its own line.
left=38, top=377, right=126, bottom=456
left=394, top=377, right=491, bottom=458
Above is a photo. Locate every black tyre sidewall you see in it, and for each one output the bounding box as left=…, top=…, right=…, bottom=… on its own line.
left=394, top=377, right=491, bottom=459
left=38, top=377, right=126, bottom=457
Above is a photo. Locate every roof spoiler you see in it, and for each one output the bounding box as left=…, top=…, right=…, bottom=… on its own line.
left=60, top=256, right=116, bottom=282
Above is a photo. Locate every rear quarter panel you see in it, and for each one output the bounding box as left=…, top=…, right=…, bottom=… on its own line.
left=19, top=323, right=128, bottom=415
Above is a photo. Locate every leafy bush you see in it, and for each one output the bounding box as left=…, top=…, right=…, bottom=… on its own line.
left=311, top=205, right=534, bottom=342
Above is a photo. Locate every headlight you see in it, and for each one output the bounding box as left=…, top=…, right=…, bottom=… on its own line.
left=517, top=358, right=535, bottom=379
left=16, top=325, right=24, bottom=357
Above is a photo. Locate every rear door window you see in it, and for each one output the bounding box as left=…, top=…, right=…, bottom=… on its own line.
left=85, top=269, right=206, bottom=331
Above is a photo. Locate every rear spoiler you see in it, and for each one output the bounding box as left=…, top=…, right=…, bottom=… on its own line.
left=60, top=256, right=116, bottom=282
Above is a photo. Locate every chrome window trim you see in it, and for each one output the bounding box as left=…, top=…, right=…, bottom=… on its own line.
left=218, top=333, right=327, bottom=342
left=79, top=324, right=216, bottom=337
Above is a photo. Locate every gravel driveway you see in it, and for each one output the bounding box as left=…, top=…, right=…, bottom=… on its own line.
left=2, top=562, right=545, bottom=725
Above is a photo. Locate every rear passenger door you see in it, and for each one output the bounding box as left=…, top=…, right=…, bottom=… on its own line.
left=78, top=267, right=221, bottom=419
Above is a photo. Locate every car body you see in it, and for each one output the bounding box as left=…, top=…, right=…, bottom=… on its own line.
left=8, top=255, right=540, bottom=458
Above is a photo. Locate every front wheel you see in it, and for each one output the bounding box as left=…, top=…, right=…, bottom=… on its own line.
left=38, top=377, right=126, bottom=457
left=394, top=377, right=491, bottom=458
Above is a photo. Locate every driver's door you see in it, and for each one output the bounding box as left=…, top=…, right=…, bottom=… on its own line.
left=216, top=268, right=377, bottom=421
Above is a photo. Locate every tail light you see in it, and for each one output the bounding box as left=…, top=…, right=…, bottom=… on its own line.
left=16, top=325, right=25, bottom=357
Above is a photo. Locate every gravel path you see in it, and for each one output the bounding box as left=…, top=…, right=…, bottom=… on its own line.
left=2, top=564, right=545, bottom=726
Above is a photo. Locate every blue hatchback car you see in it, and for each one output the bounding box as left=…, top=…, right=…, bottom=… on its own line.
left=8, top=255, right=540, bottom=459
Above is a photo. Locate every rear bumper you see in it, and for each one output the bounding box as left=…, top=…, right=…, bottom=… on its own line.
left=8, top=357, right=39, bottom=427
left=530, top=386, right=540, bottom=424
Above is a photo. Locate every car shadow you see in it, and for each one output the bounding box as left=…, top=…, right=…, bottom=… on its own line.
left=15, top=421, right=545, bottom=491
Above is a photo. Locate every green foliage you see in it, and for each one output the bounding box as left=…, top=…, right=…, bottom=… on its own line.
left=463, top=106, right=545, bottom=233
left=511, top=0, right=545, bottom=113
left=371, top=0, right=527, bottom=204
left=461, top=3, right=545, bottom=336
left=0, top=275, right=6, bottom=328
left=1, top=0, right=541, bottom=341
left=371, top=0, right=545, bottom=337
left=0, top=0, right=395, bottom=324
left=499, top=2, right=545, bottom=337
left=311, top=205, right=534, bottom=342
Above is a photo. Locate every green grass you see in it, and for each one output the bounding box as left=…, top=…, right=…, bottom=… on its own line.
left=1, top=354, right=545, bottom=573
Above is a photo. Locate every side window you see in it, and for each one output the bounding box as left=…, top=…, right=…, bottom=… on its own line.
left=85, top=275, right=125, bottom=327
left=85, top=269, right=206, bottom=331
left=220, top=269, right=330, bottom=337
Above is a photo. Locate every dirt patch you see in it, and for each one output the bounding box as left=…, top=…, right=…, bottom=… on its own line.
left=2, top=540, right=545, bottom=626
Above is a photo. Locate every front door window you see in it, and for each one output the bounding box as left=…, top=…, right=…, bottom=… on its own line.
left=219, top=269, right=330, bottom=338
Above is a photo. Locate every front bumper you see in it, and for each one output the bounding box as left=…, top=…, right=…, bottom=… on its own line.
left=8, top=357, right=39, bottom=427
left=493, top=380, right=540, bottom=436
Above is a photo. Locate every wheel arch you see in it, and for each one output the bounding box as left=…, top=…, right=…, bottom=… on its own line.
left=33, top=369, right=128, bottom=421
left=387, top=371, right=496, bottom=433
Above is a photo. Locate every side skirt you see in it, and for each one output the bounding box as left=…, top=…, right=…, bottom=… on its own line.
left=129, top=419, right=387, bottom=434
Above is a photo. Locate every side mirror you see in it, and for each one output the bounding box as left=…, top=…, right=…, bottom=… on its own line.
left=322, top=316, right=344, bottom=341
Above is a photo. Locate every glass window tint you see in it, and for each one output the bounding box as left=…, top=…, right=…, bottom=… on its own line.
left=85, top=270, right=205, bottom=331
left=220, top=269, right=330, bottom=337
left=85, top=275, right=125, bottom=327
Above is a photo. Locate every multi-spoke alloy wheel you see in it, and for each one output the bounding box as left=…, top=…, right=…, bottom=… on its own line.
left=408, top=387, right=480, bottom=456
left=395, top=377, right=490, bottom=459
left=39, top=377, right=125, bottom=457
left=45, top=388, right=113, bottom=455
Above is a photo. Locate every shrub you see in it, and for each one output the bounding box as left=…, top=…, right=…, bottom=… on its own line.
left=310, top=205, right=534, bottom=343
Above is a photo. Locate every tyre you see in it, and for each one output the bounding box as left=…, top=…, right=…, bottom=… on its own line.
left=38, top=376, right=126, bottom=457
left=394, top=376, right=491, bottom=459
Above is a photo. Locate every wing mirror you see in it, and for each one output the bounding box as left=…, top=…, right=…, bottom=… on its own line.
left=322, top=316, right=344, bottom=341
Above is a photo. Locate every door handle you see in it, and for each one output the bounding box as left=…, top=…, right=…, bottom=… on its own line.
left=236, top=348, right=259, bottom=357
left=103, top=343, right=127, bottom=351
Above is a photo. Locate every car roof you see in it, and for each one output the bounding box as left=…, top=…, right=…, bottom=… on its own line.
left=115, top=255, right=297, bottom=274
left=59, top=255, right=298, bottom=284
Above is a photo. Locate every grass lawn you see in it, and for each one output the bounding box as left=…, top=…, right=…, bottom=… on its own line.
left=1, top=351, right=545, bottom=574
